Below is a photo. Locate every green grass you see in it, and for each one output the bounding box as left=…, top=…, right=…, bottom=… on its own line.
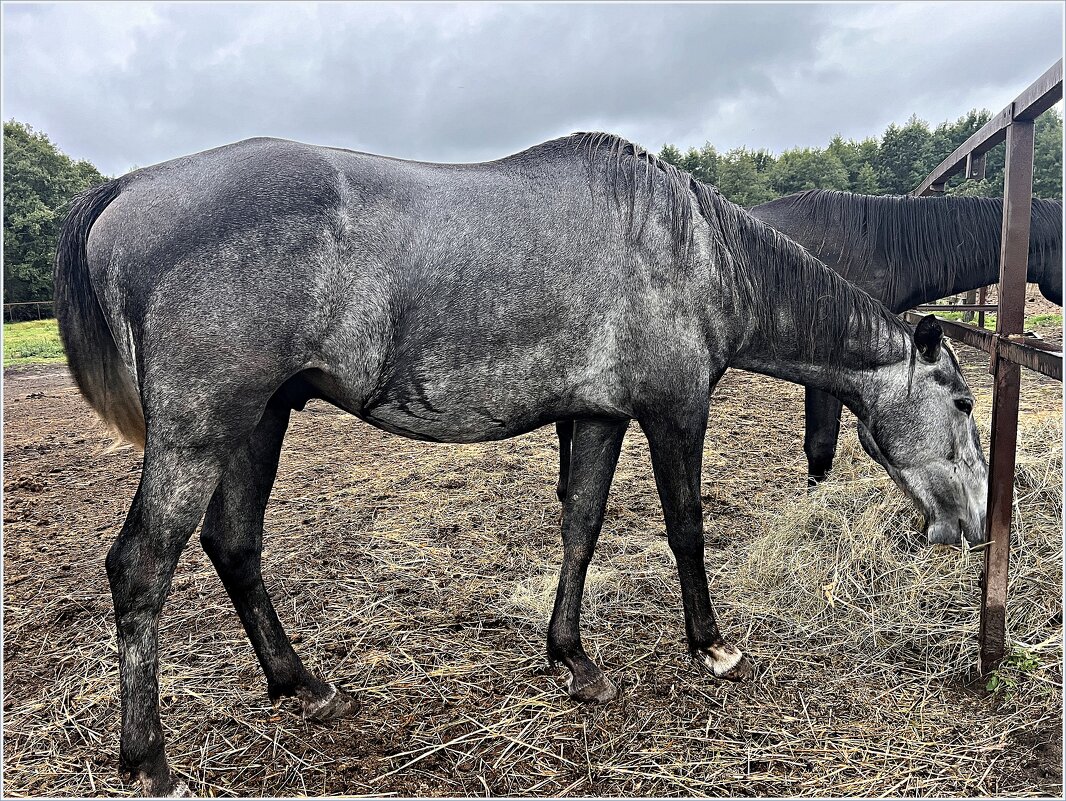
left=931, top=310, right=1063, bottom=331
left=933, top=310, right=997, bottom=330
left=3, top=319, right=66, bottom=368
left=1026, top=313, right=1063, bottom=328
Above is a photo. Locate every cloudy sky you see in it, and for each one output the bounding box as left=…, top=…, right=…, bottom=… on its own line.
left=3, top=2, right=1063, bottom=177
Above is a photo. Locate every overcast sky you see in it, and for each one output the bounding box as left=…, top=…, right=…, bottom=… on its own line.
left=3, top=2, right=1063, bottom=177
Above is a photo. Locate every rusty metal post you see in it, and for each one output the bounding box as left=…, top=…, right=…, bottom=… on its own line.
left=978, top=116, right=1035, bottom=675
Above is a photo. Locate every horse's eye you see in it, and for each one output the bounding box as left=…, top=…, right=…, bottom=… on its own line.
left=954, top=398, right=973, bottom=415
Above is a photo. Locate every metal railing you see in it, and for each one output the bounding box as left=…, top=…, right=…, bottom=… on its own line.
left=908, top=58, right=1063, bottom=673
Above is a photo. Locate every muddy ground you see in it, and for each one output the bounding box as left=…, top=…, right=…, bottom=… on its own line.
left=2, top=334, right=1062, bottom=797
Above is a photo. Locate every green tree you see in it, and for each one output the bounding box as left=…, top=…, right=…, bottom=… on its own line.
left=3, top=121, right=107, bottom=305
left=876, top=114, right=934, bottom=194
left=678, top=143, right=719, bottom=185
left=716, top=147, right=776, bottom=206
left=854, top=162, right=880, bottom=194
left=768, top=147, right=850, bottom=195
left=947, top=107, right=1061, bottom=200
left=1032, top=107, right=1063, bottom=199
left=659, top=101, right=1059, bottom=204
left=750, top=148, right=775, bottom=175
left=658, top=143, right=683, bottom=166
left=826, top=134, right=880, bottom=192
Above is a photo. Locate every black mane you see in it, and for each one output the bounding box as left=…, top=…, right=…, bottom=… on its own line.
left=767, top=189, right=1063, bottom=305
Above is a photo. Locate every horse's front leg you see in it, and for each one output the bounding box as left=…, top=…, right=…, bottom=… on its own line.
left=642, top=409, right=754, bottom=681
left=804, top=387, right=844, bottom=487
left=547, top=418, right=628, bottom=702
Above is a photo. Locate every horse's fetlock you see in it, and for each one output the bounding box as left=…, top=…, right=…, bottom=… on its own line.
left=546, top=630, right=579, bottom=661
left=120, top=735, right=165, bottom=776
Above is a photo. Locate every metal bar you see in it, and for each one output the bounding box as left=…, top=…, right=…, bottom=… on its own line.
left=998, top=339, right=1062, bottom=380
left=913, top=107, right=1013, bottom=196
left=1006, top=333, right=1061, bottom=353
left=913, top=58, right=1062, bottom=197
left=978, top=118, right=1036, bottom=675
left=978, top=286, right=988, bottom=331
left=1013, top=58, right=1064, bottom=121
left=913, top=304, right=997, bottom=313
left=905, top=311, right=1063, bottom=380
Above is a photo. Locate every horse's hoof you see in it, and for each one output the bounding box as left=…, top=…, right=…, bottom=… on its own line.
left=302, top=683, right=359, bottom=722
left=566, top=672, right=618, bottom=703
left=716, top=654, right=754, bottom=681
left=135, top=771, right=190, bottom=797
left=697, top=643, right=754, bottom=681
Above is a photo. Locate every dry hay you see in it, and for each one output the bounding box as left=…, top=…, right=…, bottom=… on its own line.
left=735, top=412, right=1063, bottom=688
left=3, top=367, right=1063, bottom=798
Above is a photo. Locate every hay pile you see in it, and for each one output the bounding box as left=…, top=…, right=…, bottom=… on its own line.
left=732, top=410, right=1062, bottom=698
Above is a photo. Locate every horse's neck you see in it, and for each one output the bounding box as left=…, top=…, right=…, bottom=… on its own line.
left=729, top=299, right=908, bottom=421
left=873, top=200, right=1056, bottom=312
left=712, top=195, right=912, bottom=416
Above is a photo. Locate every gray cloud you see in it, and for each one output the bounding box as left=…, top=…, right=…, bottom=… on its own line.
left=2, top=2, right=1062, bottom=176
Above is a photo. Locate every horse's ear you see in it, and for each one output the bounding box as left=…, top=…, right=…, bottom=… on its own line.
left=913, top=314, right=943, bottom=362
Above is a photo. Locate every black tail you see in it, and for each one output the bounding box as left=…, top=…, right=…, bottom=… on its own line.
left=53, top=180, right=146, bottom=449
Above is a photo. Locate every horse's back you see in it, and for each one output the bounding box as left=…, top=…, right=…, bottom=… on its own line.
left=80, top=136, right=700, bottom=441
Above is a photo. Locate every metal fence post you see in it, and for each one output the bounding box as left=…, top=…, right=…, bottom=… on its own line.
left=978, top=116, right=1035, bottom=675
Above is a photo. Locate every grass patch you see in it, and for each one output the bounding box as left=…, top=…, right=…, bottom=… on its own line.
left=929, top=311, right=1062, bottom=331
left=1027, top=313, right=1063, bottom=328
left=934, top=310, right=997, bottom=330
left=3, top=319, right=66, bottom=368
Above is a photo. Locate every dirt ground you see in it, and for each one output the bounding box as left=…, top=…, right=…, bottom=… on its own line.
left=2, top=334, right=1063, bottom=798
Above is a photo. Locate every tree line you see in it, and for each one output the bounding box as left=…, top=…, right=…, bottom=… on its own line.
left=3, top=110, right=1064, bottom=307
left=657, top=108, right=1063, bottom=206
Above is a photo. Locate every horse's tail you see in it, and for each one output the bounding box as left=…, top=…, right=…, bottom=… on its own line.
left=54, top=179, right=146, bottom=450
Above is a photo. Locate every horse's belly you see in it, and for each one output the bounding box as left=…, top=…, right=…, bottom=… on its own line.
left=360, top=403, right=541, bottom=441
left=359, top=396, right=549, bottom=443
left=357, top=369, right=623, bottom=443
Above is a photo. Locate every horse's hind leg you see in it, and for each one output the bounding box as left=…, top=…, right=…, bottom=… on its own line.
left=199, top=398, right=357, bottom=721
left=547, top=418, right=627, bottom=703
left=107, top=440, right=231, bottom=797
left=641, top=410, right=754, bottom=682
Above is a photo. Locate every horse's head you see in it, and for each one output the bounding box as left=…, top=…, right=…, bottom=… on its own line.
left=856, top=315, right=988, bottom=546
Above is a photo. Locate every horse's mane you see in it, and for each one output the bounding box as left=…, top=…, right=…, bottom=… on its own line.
left=765, top=189, right=1064, bottom=305
left=528, top=132, right=910, bottom=370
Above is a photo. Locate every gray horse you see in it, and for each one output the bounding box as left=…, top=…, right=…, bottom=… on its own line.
left=55, top=133, right=988, bottom=796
